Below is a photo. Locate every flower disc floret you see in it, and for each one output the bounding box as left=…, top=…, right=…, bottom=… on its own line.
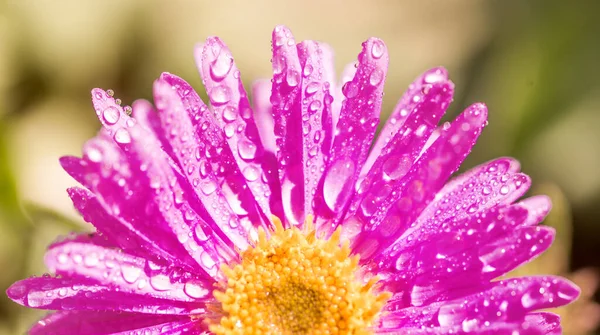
left=210, top=217, right=390, bottom=335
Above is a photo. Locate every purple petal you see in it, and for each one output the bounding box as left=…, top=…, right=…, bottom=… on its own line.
left=90, top=89, right=238, bottom=278
left=29, top=312, right=198, bottom=335
left=196, top=37, right=283, bottom=223
left=348, top=71, right=454, bottom=231
left=381, top=276, right=578, bottom=330
left=332, top=62, right=357, bottom=132
left=130, top=99, right=177, bottom=160
left=296, top=40, right=335, bottom=218
left=153, top=74, right=269, bottom=235
left=269, top=25, right=307, bottom=225
left=518, top=195, right=552, bottom=226
left=67, top=187, right=191, bottom=269
left=362, top=67, right=451, bottom=179
left=6, top=275, right=207, bottom=314
left=44, top=236, right=213, bottom=301
left=251, top=79, right=276, bottom=154
left=351, top=103, right=488, bottom=260
left=312, top=37, right=389, bottom=230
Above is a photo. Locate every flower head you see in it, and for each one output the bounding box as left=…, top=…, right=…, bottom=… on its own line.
left=7, top=25, right=579, bottom=334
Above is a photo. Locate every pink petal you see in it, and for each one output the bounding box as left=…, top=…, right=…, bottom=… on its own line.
left=44, top=236, right=213, bottom=301
left=153, top=74, right=269, bottom=234
left=313, top=36, right=389, bottom=230
left=348, top=72, right=454, bottom=230
left=381, top=276, right=578, bottom=330
left=130, top=99, right=177, bottom=160
left=518, top=195, right=552, bottom=226
left=332, top=62, right=357, bottom=132
left=362, top=67, right=452, bottom=179
left=296, top=40, right=335, bottom=219
left=29, top=312, right=197, bottom=335
left=268, top=25, right=307, bottom=225
left=195, top=36, right=283, bottom=223
left=6, top=275, right=206, bottom=314
left=251, top=79, right=276, bottom=154
left=351, top=103, right=488, bottom=260
left=90, top=89, right=238, bottom=278
left=67, top=187, right=194, bottom=271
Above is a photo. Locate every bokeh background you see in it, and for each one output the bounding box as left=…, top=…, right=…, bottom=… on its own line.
left=1, top=0, right=599, bottom=334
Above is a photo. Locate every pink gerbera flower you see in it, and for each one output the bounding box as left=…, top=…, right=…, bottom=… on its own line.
left=7, top=25, right=578, bottom=335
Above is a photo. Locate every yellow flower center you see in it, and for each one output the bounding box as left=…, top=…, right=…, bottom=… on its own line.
left=208, top=216, right=390, bottom=335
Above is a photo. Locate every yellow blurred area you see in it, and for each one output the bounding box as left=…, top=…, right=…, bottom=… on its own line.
left=0, top=1, right=599, bottom=334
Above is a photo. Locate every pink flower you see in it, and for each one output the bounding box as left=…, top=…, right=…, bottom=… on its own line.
left=7, top=25, right=578, bottom=335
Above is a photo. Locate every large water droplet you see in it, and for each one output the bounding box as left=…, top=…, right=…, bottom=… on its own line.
left=323, top=158, right=356, bottom=212
left=149, top=274, right=172, bottom=291
left=222, top=106, right=238, bottom=122
left=184, top=280, right=209, bottom=299
left=122, top=266, right=141, bottom=284
left=209, top=86, right=232, bottom=106
left=102, top=107, right=120, bottom=125
left=369, top=68, right=384, bottom=86
left=238, top=140, right=257, bottom=160
left=200, top=180, right=217, bottom=195
left=305, top=82, right=320, bottom=95
left=382, top=155, right=412, bottom=181
left=371, top=40, right=385, bottom=59
left=210, top=53, right=234, bottom=81
left=114, top=128, right=131, bottom=144
left=243, top=166, right=260, bottom=182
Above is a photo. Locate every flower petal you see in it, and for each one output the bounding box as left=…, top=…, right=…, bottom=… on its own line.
left=361, top=67, right=452, bottom=179
left=90, top=89, right=238, bottom=278
left=351, top=103, right=488, bottom=259
left=251, top=79, right=276, bottom=154
left=153, top=73, right=269, bottom=234
left=269, top=25, right=307, bottom=225
left=196, top=37, right=283, bottom=222
left=29, top=311, right=198, bottom=335
left=381, top=276, right=578, bottom=330
left=296, top=40, right=335, bottom=219
left=313, top=36, right=389, bottom=230
left=348, top=71, right=454, bottom=230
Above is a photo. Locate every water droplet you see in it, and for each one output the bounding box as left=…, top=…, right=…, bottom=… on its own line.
left=200, top=180, right=217, bottom=195
left=382, top=155, right=412, bottom=181
left=308, top=100, right=322, bottom=113
left=184, top=280, right=209, bottom=299
left=286, top=69, right=300, bottom=87
left=210, top=53, right=234, bottom=81
left=209, top=86, right=232, bottom=106
left=238, top=140, right=257, bottom=160
left=149, top=274, right=172, bottom=291
left=114, top=128, right=131, bottom=144
left=243, top=166, right=260, bottom=182
left=303, top=64, right=314, bottom=77
left=323, top=158, right=356, bottom=212
left=305, top=82, right=320, bottom=95
left=102, top=107, right=120, bottom=125
left=223, top=106, right=238, bottom=122
left=371, top=40, right=385, bottom=59
left=369, top=68, right=384, bottom=86
left=122, top=266, right=141, bottom=284
left=83, top=253, right=99, bottom=267
left=342, top=81, right=358, bottom=98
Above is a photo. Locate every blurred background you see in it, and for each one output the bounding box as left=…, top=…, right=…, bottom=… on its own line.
left=0, top=0, right=599, bottom=333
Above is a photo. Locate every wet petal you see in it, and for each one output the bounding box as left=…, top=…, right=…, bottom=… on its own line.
left=381, top=276, right=578, bottom=330
left=154, top=74, right=269, bottom=235
left=269, top=25, right=306, bottom=225
left=313, top=37, right=389, bottom=231
left=6, top=275, right=207, bottom=314
left=90, top=89, right=238, bottom=278
left=348, top=73, right=454, bottom=229
left=362, top=67, right=452, bottom=178
left=351, top=103, right=488, bottom=260
left=296, top=40, right=335, bottom=218
left=251, top=79, right=276, bottom=154
left=29, top=312, right=197, bottom=335
left=196, top=37, right=282, bottom=223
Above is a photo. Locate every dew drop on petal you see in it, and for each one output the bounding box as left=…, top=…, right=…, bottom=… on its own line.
left=323, top=158, right=356, bottom=212
left=102, top=107, right=120, bottom=125
left=209, top=86, right=232, bottom=106
left=114, top=128, right=131, bottom=144
left=371, top=40, right=385, bottom=59
left=184, top=280, right=209, bottom=299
